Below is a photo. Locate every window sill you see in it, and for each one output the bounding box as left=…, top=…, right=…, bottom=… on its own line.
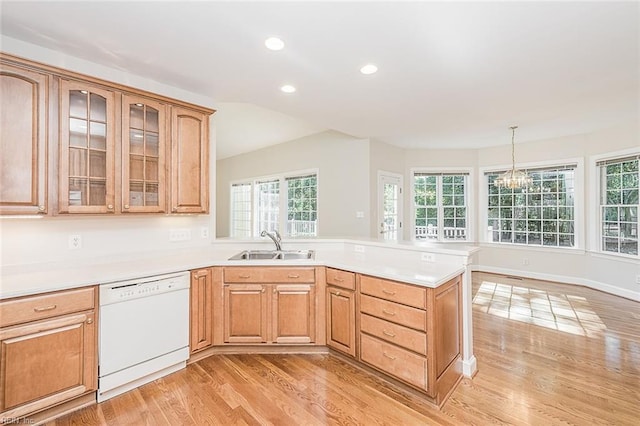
left=588, top=251, right=640, bottom=264
left=479, top=242, right=586, bottom=255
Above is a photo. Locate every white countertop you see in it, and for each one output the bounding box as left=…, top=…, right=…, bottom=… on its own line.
left=0, top=243, right=471, bottom=299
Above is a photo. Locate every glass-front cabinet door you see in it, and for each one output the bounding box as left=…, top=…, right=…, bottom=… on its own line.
left=59, top=80, right=115, bottom=213
left=122, top=95, right=166, bottom=213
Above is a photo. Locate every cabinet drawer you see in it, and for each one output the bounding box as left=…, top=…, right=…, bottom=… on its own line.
left=360, top=294, right=426, bottom=331
left=224, top=267, right=315, bottom=283
left=360, top=275, right=426, bottom=309
left=0, top=287, right=96, bottom=328
left=360, top=313, right=427, bottom=355
left=326, top=268, right=355, bottom=290
left=360, top=333, right=427, bottom=391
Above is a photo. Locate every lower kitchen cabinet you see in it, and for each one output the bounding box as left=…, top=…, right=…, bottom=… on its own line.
left=223, top=283, right=269, bottom=343
left=190, top=268, right=214, bottom=353
left=326, top=268, right=356, bottom=357
left=357, top=273, right=462, bottom=406
left=0, top=287, right=97, bottom=419
left=220, top=267, right=318, bottom=344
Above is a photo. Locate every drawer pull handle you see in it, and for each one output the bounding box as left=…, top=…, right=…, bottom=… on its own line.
left=383, top=352, right=396, bottom=360
left=239, top=274, right=251, bottom=279
left=33, top=304, right=57, bottom=312
left=288, top=274, right=300, bottom=279
left=335, top=277, right=344, bottom=282
left=382, top=289, right=396, bottom=295
left=382, top=309, right=396, bottom=316
left=382, top=330, right=396, bottom=338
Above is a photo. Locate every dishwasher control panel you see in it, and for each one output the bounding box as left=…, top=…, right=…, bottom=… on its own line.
left=100, top=272, right=190, bottom=305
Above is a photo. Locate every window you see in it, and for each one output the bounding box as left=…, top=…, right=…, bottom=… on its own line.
left=230, top=172, right=318, bottom=238
left=597, top=155, right=639, bottom=256
left=230, top=183, right=252, bottom=238
left=486, top=165, right=576, bottom=247
left=414, top=173, right=468, bottom=241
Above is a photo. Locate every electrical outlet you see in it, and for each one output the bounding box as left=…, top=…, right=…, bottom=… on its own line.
left=68, top=234, right=82, bottom=250
left=169, top=229, right=191, bottom=242
left=201, top=227, right=209, bottom=239
left=636, top=275, right=640, bottom=285
left=421, top=252, right=435, bottom=262
left=523, top=258, right=529, bottom=266
left=356, top=211, right=365, bottom=218
left=354, top=245, right=365, bottom=253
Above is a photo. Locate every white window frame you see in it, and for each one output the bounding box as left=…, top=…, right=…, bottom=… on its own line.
left=410, top=167, right=474, bottom=242
left=589, top=148, right=640, bottom=260
left=479, top=157, right=584, bottom=251
left=230, top=182, right=253, bottom=238
left=229, top=168, right=319, bottom=238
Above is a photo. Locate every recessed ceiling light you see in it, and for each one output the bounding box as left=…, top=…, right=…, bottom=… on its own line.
left=265, top=37, right=285, bottom=51
left=360, top=64, right=378, bottom=75
left=280, top=85, right=296, bottom=93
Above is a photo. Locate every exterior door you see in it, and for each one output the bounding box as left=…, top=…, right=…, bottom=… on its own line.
left=378, top=172, right=403, bottom=241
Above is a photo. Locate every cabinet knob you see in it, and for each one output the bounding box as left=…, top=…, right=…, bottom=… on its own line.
left=124, top=204, right=130, bottom=209
left=86, top=318, right=94, bottom=324
left=172, top=207, right=178, bottom=212
left=38, top=205, right=45, bottom=211
left=107, top=204, right=114, bottom=210
left=335, top=291, right=341, bottom=296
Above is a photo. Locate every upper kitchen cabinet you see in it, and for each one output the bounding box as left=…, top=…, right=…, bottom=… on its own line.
left=58, top=80, right=116, bottom=214
left=122, top=95, right=167, bottom=213
left=0, top=61, right=49, bottom=215
left=170, top=107, right=209, bottom=214
left=0, top=54, right=214, bottom=216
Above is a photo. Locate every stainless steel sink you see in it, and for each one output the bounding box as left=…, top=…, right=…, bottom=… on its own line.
left=228, top=250, right=315, bottom=261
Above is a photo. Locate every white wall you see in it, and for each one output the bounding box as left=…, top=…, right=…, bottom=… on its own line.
left=216, top=131, right=371, bottom=238
left=0, top=37, right=218, bottom=266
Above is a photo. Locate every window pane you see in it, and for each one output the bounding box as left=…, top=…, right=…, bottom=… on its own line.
left=487, top=165, right=575, bottom=248
left=414, top=173, right=467, bottom=240
left=599, top=157, right=639, bottom=257
left=286, top=174, right=317, bottom=237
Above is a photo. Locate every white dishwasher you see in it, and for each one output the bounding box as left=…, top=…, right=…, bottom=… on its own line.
left=98, top=271, right=190, bottom=402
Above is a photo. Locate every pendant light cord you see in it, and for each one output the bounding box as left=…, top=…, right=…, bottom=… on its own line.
left=510, top=125, right=518, bottom=172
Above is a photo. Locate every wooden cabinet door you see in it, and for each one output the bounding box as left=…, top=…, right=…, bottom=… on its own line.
left=223, top=284, right=268, bottom=343
left=326, top=287, right=356, bottom=356
left=58, top=80, right=116, bottom=214
left=190, top=268, right=213, bottom=353
left=121, top=95, right=167, bottom=213
left=0, top=62, right=49, bottom=215
left=272, top=284, right=316, bottom=344
left=434, top=277, right=461, bottom=378
left=170, top=107, right=208, bottom=214
left=0, top=311, right=96, bottom=419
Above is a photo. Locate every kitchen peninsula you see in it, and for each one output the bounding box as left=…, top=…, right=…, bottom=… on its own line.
left=0, top=238, right=478, bottom=421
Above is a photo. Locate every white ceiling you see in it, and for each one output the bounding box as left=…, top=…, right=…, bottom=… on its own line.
left=1, top=1, right=638, bottom=159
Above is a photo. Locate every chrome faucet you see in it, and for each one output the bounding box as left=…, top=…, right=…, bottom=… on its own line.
left=260, top=230, right=282, bottom=251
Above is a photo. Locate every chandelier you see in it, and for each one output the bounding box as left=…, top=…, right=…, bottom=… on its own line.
left=494, top=126, right=532, bottom=190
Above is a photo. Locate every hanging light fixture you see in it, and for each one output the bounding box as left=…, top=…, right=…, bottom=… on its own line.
left=494, top=125, right=532, bottom=190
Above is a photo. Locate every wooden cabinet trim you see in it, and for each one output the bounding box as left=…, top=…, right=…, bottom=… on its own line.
left=0, top=53, right=214, bottom=115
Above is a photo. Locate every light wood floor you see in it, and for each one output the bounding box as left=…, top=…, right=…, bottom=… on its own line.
left=46, top=272, right=640, bottom=425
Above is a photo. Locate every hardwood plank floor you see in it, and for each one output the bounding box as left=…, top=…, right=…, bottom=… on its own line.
left=45, top=272, right=640, bottom=425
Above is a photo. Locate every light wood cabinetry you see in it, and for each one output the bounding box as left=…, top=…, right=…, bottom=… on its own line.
left=122, top=95, right=167, bottom=213
left=190, top=268, right=213, bottom=353
left=326, top=268, right=356, bottom=357
left=0, top=53, right=214, bottom=216
left=170, top=107, right=209, bottom=214
left=0, top=286, right=97, bottom=419
left=58, top=79, right=116, bottom=213
left=0, top=61, right=49, bottom=215
left=219, top=267, right=318, bottom=345
left=357, top=274, right=462, bottom=407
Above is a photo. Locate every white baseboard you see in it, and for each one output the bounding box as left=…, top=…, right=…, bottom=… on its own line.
left=471, top=264, right=640, bottom=302
left=461, top=356, right=477, bottom=378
